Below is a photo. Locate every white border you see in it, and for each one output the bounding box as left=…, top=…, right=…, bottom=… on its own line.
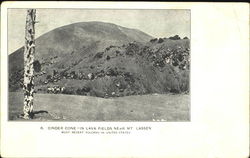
left=1, top=2, right=249, bottom=158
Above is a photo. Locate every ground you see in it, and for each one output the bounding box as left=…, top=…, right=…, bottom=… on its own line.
left=9, top=92, right=190, bottom=121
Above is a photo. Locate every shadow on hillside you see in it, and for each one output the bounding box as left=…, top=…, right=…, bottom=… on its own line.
left=12, top=110, right=49, bottom=120
left=30, top=110, right=49, bottom=118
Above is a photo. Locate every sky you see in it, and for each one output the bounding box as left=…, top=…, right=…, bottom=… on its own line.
left=8, top=9, right=190, bottom=54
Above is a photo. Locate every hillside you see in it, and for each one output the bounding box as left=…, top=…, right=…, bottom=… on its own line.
left=9, top=21, right=153, bottom=73
left=9, top=21, right=190, bottom=98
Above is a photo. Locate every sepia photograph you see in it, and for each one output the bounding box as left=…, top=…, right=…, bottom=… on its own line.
left=1, top=2, right=249, bottom=158
left=8, top=9, right=190, bottom=121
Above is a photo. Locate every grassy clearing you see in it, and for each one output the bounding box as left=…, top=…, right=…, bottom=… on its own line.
left=9, top=92, right=190, bottom=121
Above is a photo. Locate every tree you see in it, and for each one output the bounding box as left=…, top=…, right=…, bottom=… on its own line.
left=106, top=55, right=110, bottom=60
left=53, top=69, right=58, bottom=76
left=150, top=38, right=158, bottom=43
left=46, top=75, right=52, bottom=80
left=169, top=35, right=181, bottom=40
left=158, top=38, right=164, bottom=43
left=23, top=9, right=36, bottom=119
left=33, top=60, right=41, bottom=72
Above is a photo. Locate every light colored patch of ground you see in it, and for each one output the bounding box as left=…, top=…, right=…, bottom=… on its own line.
left=9, top=92, right=190, bottom=121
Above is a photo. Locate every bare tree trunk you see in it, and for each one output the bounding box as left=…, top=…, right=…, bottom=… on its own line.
left=23, top=9, right=36, bottom=119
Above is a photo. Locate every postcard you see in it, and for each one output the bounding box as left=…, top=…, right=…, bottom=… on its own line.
left=1, top=2, right=249, bottom=158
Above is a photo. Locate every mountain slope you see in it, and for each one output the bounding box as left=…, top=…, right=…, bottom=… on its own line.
left=9, top=22, right=190, bottom=97
left=9, top=21, right=153, bottom=73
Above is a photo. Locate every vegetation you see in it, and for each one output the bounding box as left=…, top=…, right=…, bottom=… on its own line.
left=9, top=22, right=190, bottom=98
left=33, top=60, right=41, bottom=72
left=169, top=35, right=181, bottom=40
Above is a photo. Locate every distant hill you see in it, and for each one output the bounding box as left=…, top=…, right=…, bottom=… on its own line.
left=9, top=21, right=190, bottom=97
left=9, top=21, right=153, bottom=73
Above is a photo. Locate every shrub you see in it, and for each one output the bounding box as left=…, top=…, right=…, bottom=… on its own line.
left=94, top=52, right=104, bottom=59
left=169, top=35, right=181, bottom=40
left=177, top=54, right=184, bottom=62
left=158, top=38, right=164, bottom=43
left=62, top=87, right=75, bottom=95
left=115, top=50, right=120, bottom=56
left=106, top=68, right=118, bottom=76
left=172, top=59, right=179, bottom=66
left=33, top=60, right=41, bottom=72
left=53, top=70, right=58, bottom=76
left=76, top=87, right=90, bottom=95
left=170, top=88, right=180, bottom=93
left=150, top=38, right=158, bottom=43
left=82, top=86, right=91, bottom=92
left=106, top=55, right=110, bottom=60
left=46, top=75, right=52, bottom=80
